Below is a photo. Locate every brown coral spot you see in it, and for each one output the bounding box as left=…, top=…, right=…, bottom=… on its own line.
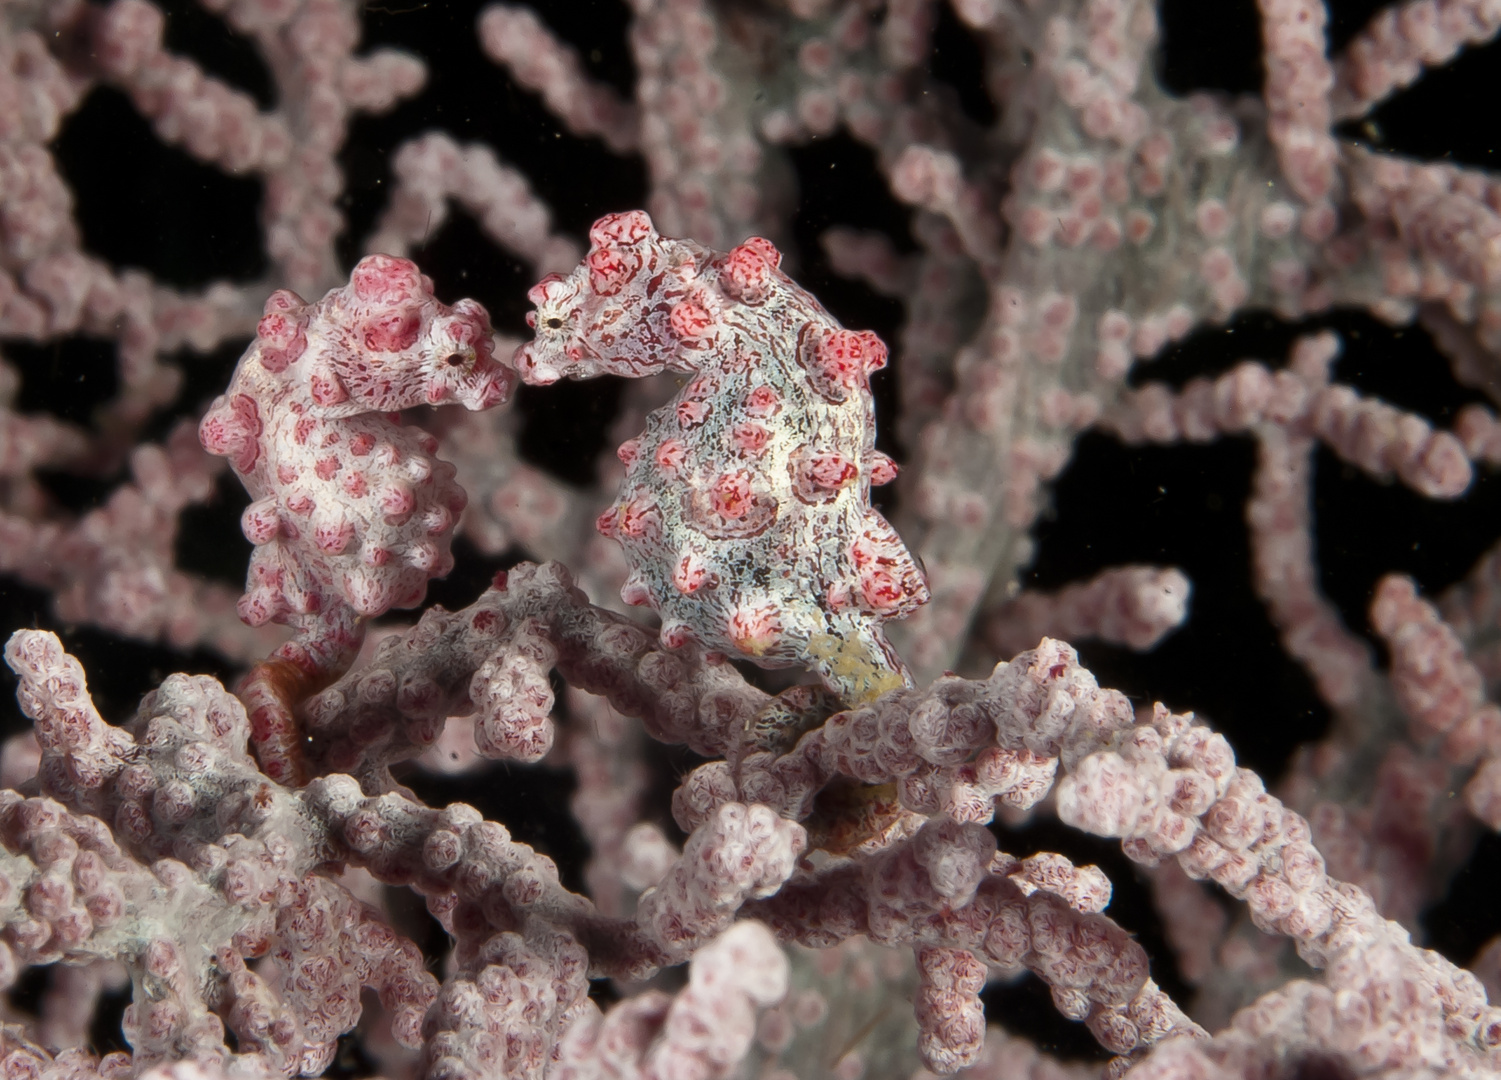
left=805, top=779, right=921, bottom=855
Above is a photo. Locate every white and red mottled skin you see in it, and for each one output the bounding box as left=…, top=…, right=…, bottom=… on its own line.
left=200, top=254, right=513, bottom=781
left=514, top=211, right=928, bottom=703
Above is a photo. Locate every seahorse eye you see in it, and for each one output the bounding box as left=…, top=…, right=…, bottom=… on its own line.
left=443, top=352, right=468, bottom=368
left=545, top=317, right=564, bottom=330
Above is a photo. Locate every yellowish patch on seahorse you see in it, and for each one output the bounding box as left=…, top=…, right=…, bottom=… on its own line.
left=808, top=632, right=906, bottom=705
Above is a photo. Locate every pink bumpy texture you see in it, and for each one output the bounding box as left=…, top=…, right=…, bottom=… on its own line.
left=200, top=255, right=513, bottom=647
left=514, top=211, right=928, bottom=701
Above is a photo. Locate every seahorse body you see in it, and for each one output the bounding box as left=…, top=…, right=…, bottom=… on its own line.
left=516, top=211, right=927, bottom=700
left=201, top=254, right=511, bottom=779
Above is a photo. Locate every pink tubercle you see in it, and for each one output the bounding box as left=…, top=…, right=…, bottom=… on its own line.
left=351, top=253, right=426, bottom=305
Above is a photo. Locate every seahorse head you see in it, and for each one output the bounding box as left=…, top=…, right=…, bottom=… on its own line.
left=512, top=210, right=715, bottom=384
left=303, top=254, right=515, bottom=416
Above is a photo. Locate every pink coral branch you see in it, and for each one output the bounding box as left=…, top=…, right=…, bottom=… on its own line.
left=1371, top=574, right=1501, bottom=825
left=477, top=5, right=639, bottom=155
left=556, top=921, right=788, bottom=1080
left=984, top=565, right=1191, bottom=656
left=301, top=560, right=774, bottom=778
left=1332, top=0, right=1501, bottom=119
left=366, top=132, right=581, bottom=275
